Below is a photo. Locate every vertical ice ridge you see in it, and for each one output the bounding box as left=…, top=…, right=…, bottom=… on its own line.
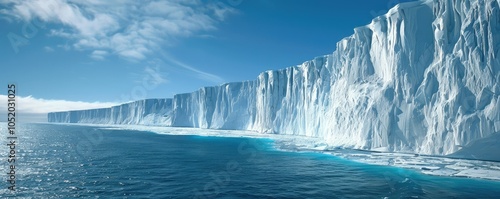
left=48, top=99, right=173, bottom=126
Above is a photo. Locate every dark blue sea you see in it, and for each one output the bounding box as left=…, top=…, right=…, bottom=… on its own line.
left=2, top=123, right=500, bottom=198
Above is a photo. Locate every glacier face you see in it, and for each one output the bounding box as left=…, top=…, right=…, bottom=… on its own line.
left=48, top=0, right=500, bottom=156
left=48, top=99, right=173, bottom=125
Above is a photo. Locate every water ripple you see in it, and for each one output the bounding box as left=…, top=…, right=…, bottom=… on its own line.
left=3, top=123, right=500, bottom=198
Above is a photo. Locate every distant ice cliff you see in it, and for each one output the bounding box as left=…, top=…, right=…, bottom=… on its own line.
left=48, top=99, right=172, bottom=125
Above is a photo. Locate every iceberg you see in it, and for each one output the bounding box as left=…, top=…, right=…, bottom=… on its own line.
left=49, top=0, right=500, bottom=158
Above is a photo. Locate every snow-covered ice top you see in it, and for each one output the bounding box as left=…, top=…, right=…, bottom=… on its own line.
left=49, top=0, right=500, bottom=159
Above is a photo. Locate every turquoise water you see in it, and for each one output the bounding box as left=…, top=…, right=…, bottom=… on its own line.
left=1, top=123, right=500, bottom=198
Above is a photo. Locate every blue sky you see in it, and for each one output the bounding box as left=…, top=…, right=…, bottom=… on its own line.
left=0, top=0, right=416, bottom=122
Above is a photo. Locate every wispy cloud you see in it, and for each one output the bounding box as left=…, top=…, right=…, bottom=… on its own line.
left=43, top=46, right=54, bottom=52
left=90, top=50, right=108, bottom=60
left=0, top=0, right=237, bottom=61
left=144, top=65, right=168, bottom=86
left=129, top=59, right=169, bottom=87
left=161, top=53, right=225, bottom=84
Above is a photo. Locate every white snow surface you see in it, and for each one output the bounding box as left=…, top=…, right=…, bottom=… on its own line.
left=49, top=0, right=500, bottom=158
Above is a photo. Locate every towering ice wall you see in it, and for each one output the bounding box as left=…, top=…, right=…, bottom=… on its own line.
left=171, top=81, right=257, bottom=130
left=48, top=99, right=173, bottom=125
left=49, top=0, right=500, bottom=156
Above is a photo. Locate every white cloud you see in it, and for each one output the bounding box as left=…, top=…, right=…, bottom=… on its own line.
left=0, top=95, right=119, bottom=122
left=0, top=0, right=237, bottom=61
left=44, top=46, right=54, bottom=52
left=0, top=95, right=117, bottom=115
left=90, top=50, right=108, bottom=60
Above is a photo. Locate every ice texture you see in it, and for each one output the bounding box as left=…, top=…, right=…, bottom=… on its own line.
left=48, top=99, right=172, bottom=125
left=48, top=0, right=500, bottom=158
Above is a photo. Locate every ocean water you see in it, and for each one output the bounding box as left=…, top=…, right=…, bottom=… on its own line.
left=1, top=123, right=500, bottom=198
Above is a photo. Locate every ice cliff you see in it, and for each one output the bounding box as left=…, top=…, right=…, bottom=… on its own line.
left=48, top=99, right=173, bottom=125
left=49, top=0, right=500, bottom=156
